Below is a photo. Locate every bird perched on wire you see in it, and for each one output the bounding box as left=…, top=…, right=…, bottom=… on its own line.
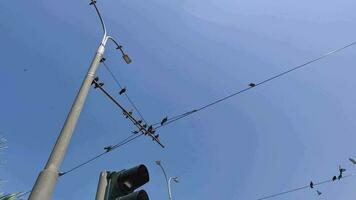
left=349, top=158, right=356, bottom=164
left=104, top=145, right=113, bottom=152
left=338, top=165, right=346, bottom=180
left=89, top=0, right=97, bottom=5
left=332, top=176, right=337, bottom=181
left=160, top=116, right=168, bottom=126
left=123, top=110, right=133, bottom=119
left=152, top=134, right=160, bottom=141
left=249, top=83, right=256, bottom=87
left=310, top=181, right=314, bottom=188
left=119, top=87, right=127, bottom=95
left=92, top=77, right=99, bottom=83
left=147, top=125, right=155, bottom=134
left=139, top=124, right=147, bottom=131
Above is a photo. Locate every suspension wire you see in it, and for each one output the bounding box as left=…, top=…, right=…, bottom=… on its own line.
left=58, top=76, right=165, bottom=176
left=256, top=174, right=354, bottom=200
left=18, top=42, right=356, bottom=199
left=14, top=134, right=144, bottom=199
left=84, top=41, right=356, bottom=172
left=152, top=41, right=356, bottom=129
left=60, top=133, right=142, bottom=176
left=102, top=60, right=148, bottom=125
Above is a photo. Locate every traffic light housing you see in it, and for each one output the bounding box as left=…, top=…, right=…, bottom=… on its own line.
left=108, top=164, right=150, bottom=200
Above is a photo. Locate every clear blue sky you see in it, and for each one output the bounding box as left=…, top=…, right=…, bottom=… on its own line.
left=1, top=0, right=356, bottom=199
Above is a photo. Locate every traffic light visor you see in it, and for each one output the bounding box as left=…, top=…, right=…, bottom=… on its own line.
left=117, top=164, right=149, bottom=193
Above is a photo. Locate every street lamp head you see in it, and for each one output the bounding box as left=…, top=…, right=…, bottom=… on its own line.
left=122, top=54, right=132, bottom=64
left=155, top=160, right=161, bottom=166
left=115, top=44, right=132, bottom=64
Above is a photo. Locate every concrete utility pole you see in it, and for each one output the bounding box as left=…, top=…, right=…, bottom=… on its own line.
left=29, top=1, right=130, bottom=199
left=95, top=171, right=109, bottom=200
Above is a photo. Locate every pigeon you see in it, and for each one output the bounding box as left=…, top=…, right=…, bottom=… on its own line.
left=339, top=165, right=346, bottom=174
left=100, top=57, right=106, bottom=62
left=249, top=83, right=256, bottom=87
left=332, top=176, right=337, bottom=181
left=124, top=111, right=132, bottom=118
left=104, top=145, right=113, bottom=152
left=119, top=88, right=127, bottom=95
left=147, top=126, right=154, bottom=134
left=152, top=134, right=160, bottom=141
left=160, top=117, right=168, bottom=126
left=349, top=158, right=356, bottom=164
left=317, top=190, right=322, bottom=195
left=338, top=174, right=342, bottom=180
left=137, top=120, right=143, bottom=124
left=92, top=77, right=99, bottom=86
left=151, top=128, right=156, bottom=134
left=310, top=181, right=314, bottom=189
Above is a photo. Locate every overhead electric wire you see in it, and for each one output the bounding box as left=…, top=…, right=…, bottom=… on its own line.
left=256, top=174, right=354, bottom=200
left=58, top=73, right=166, bottom=176
left=102, top=60, right=148, bottom=125
left=19, top=42, right=355, bottom=199
left=16, top=134, right=143, bottom=199
left=60, top=41, right=356, bottom=175
left=60, top=133, right=142, bottom=176
left=92, top=79, right=164, bottom=147
left=152, top=41, right=356, bottom=129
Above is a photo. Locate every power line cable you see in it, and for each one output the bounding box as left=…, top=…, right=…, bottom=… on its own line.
left=15, top=134, right=143, bottom=199
left=58, top=76, right=166, bottom=176
left=46, top=41, right=356, bottom=181
left=256, top=174, right=354, bottom=200
left=60, top=133, right=142, bottom=176
left=102, top=60, right=148, bottom=125
left=56, top=78, right=165, bottom=175
left=19, top=42, right=356, bottom=199
left=92, top=78, right=164, bottom=147
left=153, top=41, right=356, bottom=129
left=85, top=41, right=356, bottom=167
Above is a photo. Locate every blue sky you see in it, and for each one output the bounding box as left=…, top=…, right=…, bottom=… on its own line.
left=1, top=0, right=356, bottom=199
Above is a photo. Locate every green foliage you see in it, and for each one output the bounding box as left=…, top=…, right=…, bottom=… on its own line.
left=0, top=137, right=22, bottom=200
left=0, top=193, right=22, bottom=200
left=0, top=138, right=7, bottom=152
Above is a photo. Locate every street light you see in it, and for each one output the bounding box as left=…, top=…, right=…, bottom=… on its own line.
left=29, top=1, right=131, bottom=199
left=155, top=160, right=179, bottom=200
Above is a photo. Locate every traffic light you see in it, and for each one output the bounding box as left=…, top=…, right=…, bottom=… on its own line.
left=107, top=164, right=150, bottom=200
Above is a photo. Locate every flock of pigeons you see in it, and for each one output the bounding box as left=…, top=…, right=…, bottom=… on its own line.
left=309, top=158, right=356, bottom=196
